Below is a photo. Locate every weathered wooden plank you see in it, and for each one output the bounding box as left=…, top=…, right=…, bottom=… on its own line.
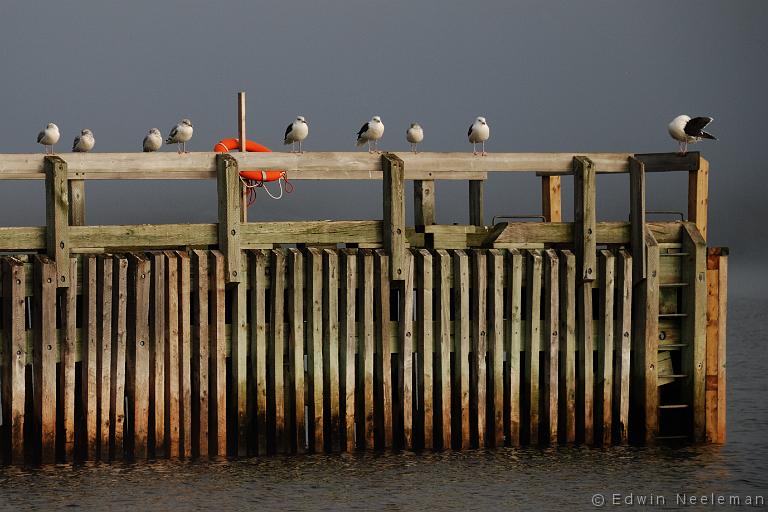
left=434, top=250, right=452, bottom=450
left=634, top=151, right=700, bottom=173
left=149, top=253, right=166, bottom=457
left=127, top=254, right=150, bottom=459
left=382, top=154, right=406, bottom=281
left=414, top=180, right=436, bottom=229
left=576, top=278, right=595, bottom=443
left=339, top=249, right=357, bottom=451
left=272, top=250, right=288, bottom=453
left=524, top=250, right=542, bottom=444
left=453, top=250, right=471, bottom=449
left=191, top=250, right=209, bottom=457
left=359, top=250, right=375, bottom=449
left=688, top=158, right=709, bottom=241
left=96, top=255, right=113, bottom=459
left=374, top=250, right=394, bottom=448
left=573, top=156, right=596, bottom=282
left=469, top=180, right=484, bottom=227
left=614, top=249, right=632, bottom=444
left=597, top=250, right=615, bottom=446
left=111, top=255, right=128, bottom=459
left=68, top=179, right=85, bottom=226
left=250, top=250, right=268, bottom=455
left=33, top=256, right=57, bottom=463
left=488, top=249, right=505, bottom=447
left=306, top=248, right=325, bottom=451
left=60, top=258, right=77, bottom=459
left=164, top=251, right=180, bottom=457
left=176, top=252, right=192, bottom=458
left=681, top=223, right=707, bottom=442
left=242, top=221, right=382, bottom=246
left=1, top=258, right=26, bottom=463
left=541, top=176, right=562, bottom=222
left=471, top=250, right=488, bottom=447
left=209, top=251, right=227, bottom=456
left=629, top=157, right=647, bottom=282
left=558, top=250, right=576, bottom=444
left=287, top=249, right=306, bottom=453
left=415, top=250, right=434, bottom=449
left=232, top=257, right=248, bottom=456
left=44, top=156, right=70, bottom=287
left=542, top=250, right=559, bottom=445
left=506, top=249, right=524, bottom=446
left=322, top=250, right=340, bottom=451
left=632, top=231, right=659, bottom=444
left=69, top=224, right=218, bottom=251
left=706, top=248, right=727, bottom=444
left=217, top=153, right=242, bottom=283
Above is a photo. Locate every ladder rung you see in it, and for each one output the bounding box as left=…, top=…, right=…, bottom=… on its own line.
left=660, top=282, right=688, bottom=288
left=660, top=252, right=689, bottom=257
left=658, top=344, right=687, bottom=351
left=659, top=404, right=689, bottom=409
left=658, top=374, right=687, bottom=379
left=659, top=313, right=687, bottom=318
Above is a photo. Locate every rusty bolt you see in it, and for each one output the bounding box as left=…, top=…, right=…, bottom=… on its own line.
left=659, top=331, right=667, bottom=341
left=396, top=228, right=402, bottom=235
left=60, top=241, right=65, bottom=249
left=47, top=278, right=52, bottom=283
left=16, top=350, right=22, bottom=356
left=47, top=345, right=52, bottom=351
left=140, top=340, right=145, bottom=347
left=231, top=229, right=236, bottom=236
left=61, top=276, right=66, bottom=282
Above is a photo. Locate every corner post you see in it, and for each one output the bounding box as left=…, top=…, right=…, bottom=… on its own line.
left=541, top=176, right=562, bottom=222
left=629, top=156, right=647, bottom=283
left=44, top=155, right=70, bottom=287
left=573, top=156, right=596, bottom=282
left=217, top=153, right=242, bottom=283
left=382, top=153, right=406, bottom=281
left=688, top=156, right=709, bottom=241
left=469, top=180, right=484, bottom=227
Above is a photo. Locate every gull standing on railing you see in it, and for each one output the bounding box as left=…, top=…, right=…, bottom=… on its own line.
left=143, top=128, right=163, bottom=152
left=72, top=129, right=95, bottom=152
left=668, top=115, right=717, bottom=155
left=166, top=119, right=194, bottom=153
left=36, top=123, right=60, bottom=155
left=468, top=116, right=490, bottom=156
left=406, top=123, right=424, bottom=153
left=356, top=116, right=384, bottom=153
left=284, top=116, right=309, bottom=153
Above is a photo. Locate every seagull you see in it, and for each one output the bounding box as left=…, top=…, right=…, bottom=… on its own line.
left=72, top=129, right=95, bottom=152
left=36, top=123, right=60, bottom=154
left=283, top=116, right=309, bottom=153
left=468, top=116, right=490, bottom=156
left=406, top=123, right=424, bottom=153
left=143, top=128, right=163, bottom=152
left=668, top=115, right=717, bottom=155
left=166, top=118, right=194, bottom=153
left=356, top=116, right=384, bottom=153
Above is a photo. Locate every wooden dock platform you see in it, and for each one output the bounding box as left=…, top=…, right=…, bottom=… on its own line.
left=0, top=151, right=727, bottom=463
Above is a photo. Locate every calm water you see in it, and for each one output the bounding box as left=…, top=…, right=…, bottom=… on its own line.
left=1, top=297, right=766, bottom=511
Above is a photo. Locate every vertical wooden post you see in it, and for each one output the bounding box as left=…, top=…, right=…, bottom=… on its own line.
left=414, top=180, right=436, bottom=230
left=415, top=250, right=434, bottom=449
left=558, top=250, right=577, bottom=444
left=488, top=249, right=505, bottom=448
left=573, top=156, right=596, bottom=282
left=287, top=249, right=306, bottom=453
left=340, top=249, right=357, bottom=452
left=44, top=155, right=70, bottom=287
left=434, top=250, right=452, bottom=450
left=452, top=250, right=471, bottom=449
left=164, top=252, right=180, bottom=458
left=97, top=256, right=114, bottom=459
left=688, top=157, right=709, bottom=241
left=149, top=253, right=166, bottom=457
left=82, top=256, right=98, bottom=459
left=706, top=248, right=727, bottom=444
left=111, top=256, right=128, bottom=459
left=232, top=253, right=248, bottom=456
left=60, top=258, right=77, bottom=460
left=541, top=176, right=562, bottom=222
left=1, top=258, right=26, bottom=463
left=469, top=180, right=484, bottom=227
left=632, top=231, right=659, bottom=444
left=542, top=249, right=559, bottom=445
left=506, top=249, right=524, bottom=446
left=250, top=250, right=268, bottom=455
left=191, top=250, right=209, bottom=457
left=272, top=250, right=288, bottom=453
left=681, top=223, right=707, bottom=442
left=237, top=91, right=248, bottom=223
left=127, top=254, right=151, bottom=459
left=524, top=250, right=542, bottom=444
left=33, top=256, right=57, bottom=463
left=398, top=252, right=415, bottom=450
left=374, top=250, right=393, bottom=448
left=471, top=250, right=488, bottom=447
left=307, top=248, right=325, bottom=451
left=217, top=153, right=242, bottom=283
left=597, top=250, right=615, bottom=446
left=209, top=251, right=228, bottom=456
left=323, top=249, right=340, bottom=451
left=382, top=154, right=406, bottom=281
left=615, top=249, right=633, bottom=444
left=629, top=156, right=647, bottom=283
left=177, top=252, right=192, bottom=458
left=68, top=179, right=85, bottom=226
left=359, top=251, right=375, bottom=449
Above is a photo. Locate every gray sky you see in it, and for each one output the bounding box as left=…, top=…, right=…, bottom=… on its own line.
left=1, top=1, right=766, bottom=290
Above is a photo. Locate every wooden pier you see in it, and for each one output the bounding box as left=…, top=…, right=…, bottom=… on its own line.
left=0, top=151, right=727, bottom=463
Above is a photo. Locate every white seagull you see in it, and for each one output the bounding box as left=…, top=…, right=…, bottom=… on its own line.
left=356, top=116, right=384, bottom=153
left=468, top=116, right=490, bottom=156
left=37, top=123, right=60, bottom=154
left=72, top=129, right=95, bottom=152
left=143, top=128, right=163, bottom=152
left=406, top=123, right=424, bottom=153
left=283, top=116, right=309, bottom=153
left=668, top=115, right=717, bottom=155
left=166, top=118, right=194, bottom=153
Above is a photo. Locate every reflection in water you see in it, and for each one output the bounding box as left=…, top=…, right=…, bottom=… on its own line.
left=1, top=298, right=766, bottom=511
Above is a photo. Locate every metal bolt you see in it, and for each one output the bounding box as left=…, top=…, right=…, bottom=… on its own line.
left=140, top=340, right=145, bottom=347
left=16, top=279, right=21, bottom=285
left=397, top=268, right=402, bottom=275
left=47, top=278, right=52, bottom=283
left=480, top=330, right=485, bottom=336
left=396, top=228, right=402, bottom=235
left=587, top=268, right=593, bottom=275
left=16, top=350, right=21, bottom=356
left=141, top=274, right=146, bottom=279
left=233, top=271, right=238, bottom=277
left=231, top=229, right=236, bottom=235
left=406, top=332, right=411, bottom=338
left=659, top=331, right=667, bottom=341
left=61, top=276, right=66, bottom=282
left=649, top=364, right=654, bottom=370
left=47, top=345, right=52, bottom=351
left=553, top=330, right=558, bottom=336
left=652, top=270, right=657, bottom=278
left=60, top=241, right=65, bottom=249
left=624, top=331, right=629, bottom=338
left=587, top=228, right=593, bottom=235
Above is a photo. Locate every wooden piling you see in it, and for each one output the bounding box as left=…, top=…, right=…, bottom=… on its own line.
left=340, top=250, right=357, bottom=451
left=434, top=250, right=452, bottom=449
left=287, top=249, right=306, bottom=453
left=506, top=249, right=524, bottom=446
left=60, top=258, right=77, bottom=459
left=250, top=250, right=268, bottom=455
left=33, top=256, right=57, bottom=463
left=127, top=254, right=150, bottom=459
left=542, top=249, right=559, bottom=445
left=416, top=250, right=434, bottom=449
left=597, top=250, right=615, bottom=446
left=1, top=258, right=26, bottom=463
left=323, top=249, right=340, bottom=451
left=488, top=250, right=505, bottom=448
left=558, top=250, right=577, bottom=444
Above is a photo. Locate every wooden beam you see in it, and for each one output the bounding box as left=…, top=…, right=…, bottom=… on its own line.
left=706, top=247, right=727, bottom=444
left=44, top=156, right=70, bottom=287
left=634, top=151, right=700, bottom=172
left=688, top=157, right=709, bottom=241
left=414, top=179, right=436, bottom=230
left=68, top=179, right=85, bottom=226
left=33, top=256, right=57, bottom=462
left=382, top=153, right=406, bottom=280
left=469, top=180, right=484, bottom=227
left=541, top=176, right=562, bottom=222
left=629, top=156, right=646, bottom=282
left=217, top=154, right=242, bottom=283
left=573, top=156, right=596, bottom=282
left=1, top=258, right=26, bottom=463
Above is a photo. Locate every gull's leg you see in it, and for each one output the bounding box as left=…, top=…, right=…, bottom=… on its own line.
left=482, top=141, right=487, bottom=156
left=368, top=141, right=373, bottom=154
left=683, top=141, right=688, bottom=155
left=473, top=142, right=477, bottom=156
left=299, top=140, right=303, bottom=154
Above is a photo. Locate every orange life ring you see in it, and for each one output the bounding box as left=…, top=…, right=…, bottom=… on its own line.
left=213, top=138, right=285, bottom=182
